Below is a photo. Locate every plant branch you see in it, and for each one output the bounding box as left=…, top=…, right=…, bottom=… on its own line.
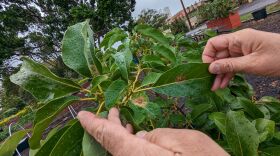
left=80, top=98, right=97, bottom=101
left=96, top=101, right=105, bottom=115
left=132, top=65, right=142, bottom=91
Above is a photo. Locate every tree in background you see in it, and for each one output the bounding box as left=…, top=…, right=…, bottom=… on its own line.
left=135, top=9, right=169, bottom=29
left=0, top=0, right=136, bottom=71
left=168, top=18, right=189, bottom=34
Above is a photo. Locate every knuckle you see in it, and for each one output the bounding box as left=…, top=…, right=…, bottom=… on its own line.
left=94, top=124, right=106, bottom=144
left=188, top=130, right=208, bottom=142
left=223, top=61, right=234, bottom=72
left=145, top=128, right=165, bottom=142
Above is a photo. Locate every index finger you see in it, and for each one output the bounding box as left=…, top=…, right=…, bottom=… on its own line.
left=202, top=34, right=232, bottom=63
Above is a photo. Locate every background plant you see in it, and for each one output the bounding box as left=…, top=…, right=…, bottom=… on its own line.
left=198, top=0, right=237, bottom=20
left=0, top=20, right=279, bottom=156
left=0, top=0, right=136, bottom=77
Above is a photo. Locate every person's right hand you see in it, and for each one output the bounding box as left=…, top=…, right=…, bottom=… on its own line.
left=202, top=29, right=280, bottom=91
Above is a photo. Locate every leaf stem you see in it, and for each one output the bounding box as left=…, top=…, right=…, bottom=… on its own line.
left=78, top=78, right=88, bottom=84
left=150, top=119, right=155, bottom=129
left=81, top=88, right=91, bottom=93
left=96, top=101, right=105, bottom=115
left=97, top=85, right=104, bottom=94
left=134, top=87, right=154, bottom=93
left=132, top=65, right=142, bottom=91
left=80, top=98, right=97, bottom=101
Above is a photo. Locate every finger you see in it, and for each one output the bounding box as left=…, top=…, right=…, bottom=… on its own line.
left=136, top=130, right=148, bottom=138
left=78, top=111, right=174, bottom=156
left=202, top=34, right=232, bottom=63
left=220, top=73, right=234, bottom=89
left=143, top=128, right=203, bottom=153
left=209, top=55, right=252, bottom=74
left=126, top=124, right=133, bottom=134
left=211, top=74, right=223, bottom=91
left=215, top=50, right=230, bottom=59
left=108, top=108, right=121, bottom=125
left=78, top=111, right=131, bottom=155
left=144, top=128, right=229, bottom=156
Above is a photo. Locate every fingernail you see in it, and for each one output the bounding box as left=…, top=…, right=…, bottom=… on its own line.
left=212, top=63, right=221, bottom=74
left=136, top=131, right=147, bottom=138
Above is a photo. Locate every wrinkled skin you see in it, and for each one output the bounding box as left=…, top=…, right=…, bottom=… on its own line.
left=78, top=108, right=228, bottom=156
left=202, top=29, right=280, bottom=91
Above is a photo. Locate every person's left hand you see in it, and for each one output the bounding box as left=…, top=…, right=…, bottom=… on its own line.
left=78, top=108, right=229, bottom=156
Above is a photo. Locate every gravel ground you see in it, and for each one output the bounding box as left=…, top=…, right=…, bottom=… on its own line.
left=240, top=12, right=280, bottom=99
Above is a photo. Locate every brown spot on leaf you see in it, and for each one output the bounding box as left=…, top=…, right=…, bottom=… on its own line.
left=132, top=96, right=147, bottom=108
left=175, top=75, right=187, bottom=82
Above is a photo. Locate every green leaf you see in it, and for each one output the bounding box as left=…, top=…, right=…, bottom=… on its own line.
left=215, top=88, right=239, bottom=109
left=253, top=119, right=275, bottom=142
left=183, top=49, right=203, bottom=63
left=153, top=76, right=213, bottom=97
left=154, top=63, right=211, bottom=86
left=142, top=55, right=165, bottom=66
left=0, top=130, right=28, bottom=156
left=91, top=75, right=109, bottom=90
left=260, top=146, right=280, bottom=156
left=130, top=92, right=149, bottom=108
left=82, top=132, right=109, bottom=156
left=169, top=113, right=185, bottom=126
left=259, top=97, right=280, bottom=114
left=100, top=28, right=127, bottom=49
left=34, top=126, right=69, bottom=156
left=50, top=121, right=84, bottom=156
left=134, top=25, right=169, bottom=45
left=238, top=97, right=264, bottom=119
left=29, top=96, right=79, bottom=149
left=274, top=132, right=280, bottom=140
left=209, top=112, right=226, bottom=135
left=120, top=107, right=143, bottom=131
left=105, top=79, right=127, bottom=109
left=153, top=45, right=176, bottom=63
left=258, top=105, right=271, bottom=119
left=226, top=111, right=259, bottom=156
left=113, top=51, right=132, bottom=80
left=62, top=20, right=95, bottom=77
left=145, top=102, right=161, bottom=119
left=140, top=72, right=162, bottom=88
left=191, top=104, right=212, bottom=120
left=129, top=93, right=161, bottom=124
left=87, top=26, right=103, bottom=74
left=204, top=29, right=217, bottom=37
left=10, top=58, right=81, bottom=102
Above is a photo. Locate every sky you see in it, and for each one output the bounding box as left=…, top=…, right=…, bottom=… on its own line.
left=133, top=0, right=196, bottom=17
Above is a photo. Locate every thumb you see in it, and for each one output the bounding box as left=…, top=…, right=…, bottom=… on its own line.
left=209, top=56, right=251, bottom=74
left=77, top=111, right=132, bottom=155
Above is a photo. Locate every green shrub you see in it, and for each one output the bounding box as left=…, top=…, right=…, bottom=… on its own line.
left=0, top=21, right=279, bottom=156
left=198, top=0, right=237, bottom=20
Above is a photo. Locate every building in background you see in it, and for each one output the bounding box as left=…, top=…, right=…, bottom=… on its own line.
left=167, top=0, right=208, bottom=29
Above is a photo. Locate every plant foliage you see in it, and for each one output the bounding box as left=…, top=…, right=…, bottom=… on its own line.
left=2, top=20, right=280, bottom=156
left=198, top=0, right=237, bottom=20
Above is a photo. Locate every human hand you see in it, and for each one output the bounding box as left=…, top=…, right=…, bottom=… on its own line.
left=78, top=108, right=229, bottom=156
left=202, top=29, right=280, bottom=91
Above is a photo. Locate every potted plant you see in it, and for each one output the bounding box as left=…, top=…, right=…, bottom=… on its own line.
left=199, top=0, right=241, bottom=31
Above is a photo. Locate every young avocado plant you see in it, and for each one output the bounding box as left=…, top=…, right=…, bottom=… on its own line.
left=0, top=20, right=279, bottom=156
